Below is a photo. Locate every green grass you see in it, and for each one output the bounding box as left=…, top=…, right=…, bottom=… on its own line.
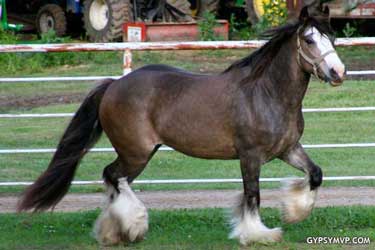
left=1, top=147, right=375, bottom=193
left=0, top=80, right=374, bottom=192
left=1, top=207, right=374, bottom=250
left=0, top=47, right=374, bottom=193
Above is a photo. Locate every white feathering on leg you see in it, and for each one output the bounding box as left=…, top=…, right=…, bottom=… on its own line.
left=281, top=178, right=317, bottom=223
left=94, top=178, right=148, bottom=245
left=94, top=185, right=122, bottom=245
left=110, top=177, right=149, bottom=242
left=229, top=196, right=282, bottom=245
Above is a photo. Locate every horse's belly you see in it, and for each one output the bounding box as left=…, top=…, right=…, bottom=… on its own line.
left=163, top=138, right=238, bottom=160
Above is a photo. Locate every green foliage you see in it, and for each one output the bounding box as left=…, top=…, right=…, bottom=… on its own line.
left=229, top=14, right=256, bottom=40
left=0, top=28, right=18, bottom=43
left=39, top=29, right=68, bottom=43
left=198, top=11, right=221, bottom=41
left=253, top=0, right=288, bottom=35
left=0, top=29, right=120, bottom=76
left=342, top=22, right=357, bottom=38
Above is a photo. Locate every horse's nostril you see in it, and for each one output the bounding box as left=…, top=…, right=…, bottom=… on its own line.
left=329, top=68, right=339, bottom=79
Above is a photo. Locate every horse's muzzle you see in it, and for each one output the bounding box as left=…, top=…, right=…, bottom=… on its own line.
left=328, top=68, right=345, bottom=86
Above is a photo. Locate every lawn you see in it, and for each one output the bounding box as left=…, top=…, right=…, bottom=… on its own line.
left=0, top=80, right=374, bottom=191
left=1, top=35, right=374, bottom=250
left=1, top=207, right=374, bottom=250
left=0, top=48, right=374, bottom=192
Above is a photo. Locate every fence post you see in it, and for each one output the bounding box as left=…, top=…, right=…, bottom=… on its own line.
left=123, top=49, right=132, bottom=75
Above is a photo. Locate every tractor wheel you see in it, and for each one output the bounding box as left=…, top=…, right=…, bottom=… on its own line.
left=36, top=4, right=67, bottom=36
left=197, top=0, right=219, bottom=17
left=245, top=0, right=264, bottom=24
left=83, top=0, right=133, bottom=42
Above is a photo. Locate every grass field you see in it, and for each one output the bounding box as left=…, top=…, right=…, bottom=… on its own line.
left=0, top=48, right=374, bottom=192
left=1, top=207, right=374, bottom=250
left=0, top=80, right=374, bottom=192
left=0, top=40, right=374, bottom=250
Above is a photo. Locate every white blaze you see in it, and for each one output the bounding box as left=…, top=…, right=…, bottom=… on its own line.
left=305, top=27, right=345, bottom=79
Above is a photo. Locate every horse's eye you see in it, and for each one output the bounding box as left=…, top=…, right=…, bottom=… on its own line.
left=304, top=37, right=314, bottom=45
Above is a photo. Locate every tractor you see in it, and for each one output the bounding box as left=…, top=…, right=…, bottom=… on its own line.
left=5, top=0, right=214, bottom=41
left=4, top=0, right=279, bottom=42
left=4, top=0, right=375, bottom=41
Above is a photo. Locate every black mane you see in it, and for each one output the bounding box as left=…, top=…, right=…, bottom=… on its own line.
left=223, top=16, right=334, bottom=80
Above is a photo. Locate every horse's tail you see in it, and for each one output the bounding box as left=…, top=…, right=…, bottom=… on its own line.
left=18, top=78, right=115, bottom=212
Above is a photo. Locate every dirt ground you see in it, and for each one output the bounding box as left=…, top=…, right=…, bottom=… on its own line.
left=1, top=187, right=374, bottom=213
left=0, top=93, right=85, bottom=110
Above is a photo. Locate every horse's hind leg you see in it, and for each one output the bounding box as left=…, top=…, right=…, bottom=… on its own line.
left=230, top=152, right=282, bottom=245
left=279, top=143, right=323, bottom=223
left=94, top=146, right=160, bottom=245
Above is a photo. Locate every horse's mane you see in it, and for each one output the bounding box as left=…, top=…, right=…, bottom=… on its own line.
left=223, top=16, right=334, bottom=80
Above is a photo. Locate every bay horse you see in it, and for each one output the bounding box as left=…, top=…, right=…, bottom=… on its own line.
left=18, top=6, right=345, bottom=245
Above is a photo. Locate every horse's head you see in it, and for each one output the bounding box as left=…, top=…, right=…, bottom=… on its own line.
left=296, top=6, right=345, bottom=86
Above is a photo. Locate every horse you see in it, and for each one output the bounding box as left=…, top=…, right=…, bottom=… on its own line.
left=18, top=6, right=345, bottom=246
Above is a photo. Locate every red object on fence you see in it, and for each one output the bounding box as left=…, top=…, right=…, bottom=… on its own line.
left=123, top=21, right=229, bottom=42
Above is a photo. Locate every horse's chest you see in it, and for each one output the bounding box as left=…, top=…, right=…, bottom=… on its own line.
left=240, top=115, right=302, bottom=157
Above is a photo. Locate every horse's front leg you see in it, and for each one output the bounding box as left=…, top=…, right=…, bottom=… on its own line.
left=230, top=153, right=282, bottom=245
left=279, top=143, right=323, bottom=223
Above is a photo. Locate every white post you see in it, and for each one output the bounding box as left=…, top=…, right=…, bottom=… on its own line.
left=123, top=49, right=132, bottom=75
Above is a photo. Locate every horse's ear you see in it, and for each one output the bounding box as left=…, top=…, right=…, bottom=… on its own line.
left=299, top=6, right=309, bottom=22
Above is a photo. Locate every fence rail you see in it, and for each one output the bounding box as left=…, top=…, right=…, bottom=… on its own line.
left=0, top=69, right=374, bottom=83
left=1, top=143, right=375, bottom=154
left=1, top=106, right=375, bottom=118
left=1, top=176, right=375, bottom=186
left=1, top=38, right=375, bottom=53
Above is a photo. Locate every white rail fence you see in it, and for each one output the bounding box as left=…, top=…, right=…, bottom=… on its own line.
left=1, top=38, right=375, bottom=80
left=1, top=143, right=375, bottom=155
left=0, top=39, right=375, bottom=186
left=0, top=69, right=374, bottom=83
left=2, top=176, right=375, bottom=187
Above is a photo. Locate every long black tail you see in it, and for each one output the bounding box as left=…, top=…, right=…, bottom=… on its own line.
left=18, top=79, right=115, bottom=212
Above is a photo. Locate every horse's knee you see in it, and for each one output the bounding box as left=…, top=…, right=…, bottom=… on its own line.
left=310, top=166, right=322, bottom=190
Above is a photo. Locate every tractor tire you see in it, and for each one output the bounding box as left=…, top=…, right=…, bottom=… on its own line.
left=83, top=0, right=133, bottom=42
left=245, top=0, right=263, bottom=24
left=36, top=4, right=67, bottom=36
left=197, top=0, right=219, bottom=17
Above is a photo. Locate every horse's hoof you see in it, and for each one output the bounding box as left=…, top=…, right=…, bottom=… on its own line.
left=235, top=227, right=283, bottom=245
left=281, top=178, right=317, bottom=223
left=260, top=227, right=283, bottom=243
left=93, top=211, right=122, bottom=246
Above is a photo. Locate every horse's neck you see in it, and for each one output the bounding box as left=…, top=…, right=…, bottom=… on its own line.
left=265, top=40, right=311, bottom=109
